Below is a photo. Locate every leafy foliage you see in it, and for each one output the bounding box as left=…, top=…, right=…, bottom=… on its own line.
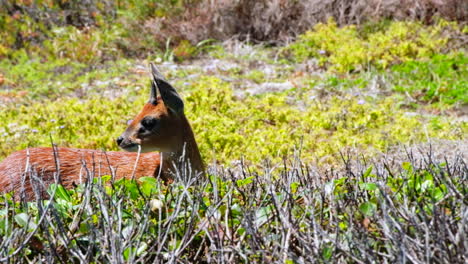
left=390, top=53, right=468, bottom=105
left=0, top=151, right=465, bottom=263
left=286, top=19, right=463, bottom=72
left=0, top=2, right=467, bottom=262
left=0, top=0, right=201, bottom=62
left=0, top=75, right=465, bottom=164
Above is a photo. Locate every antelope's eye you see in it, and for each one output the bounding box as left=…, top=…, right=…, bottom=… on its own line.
left=141, top=117, right=158, bottom=130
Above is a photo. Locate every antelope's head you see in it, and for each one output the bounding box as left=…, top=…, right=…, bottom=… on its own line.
left=117, top=64, right=186, bottom=153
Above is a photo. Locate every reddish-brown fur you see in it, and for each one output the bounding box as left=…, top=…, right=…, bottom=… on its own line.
left=0, top=148, right=160, bottom=198
left=0, top=64, right=204, bottom=199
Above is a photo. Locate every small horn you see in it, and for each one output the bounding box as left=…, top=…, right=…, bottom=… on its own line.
left=150, top=63, right=184, bottom=113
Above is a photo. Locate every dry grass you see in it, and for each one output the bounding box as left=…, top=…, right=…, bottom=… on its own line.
left=2, top=0, right=465, bottom=55
left=146, top=0, right=468, bottom=44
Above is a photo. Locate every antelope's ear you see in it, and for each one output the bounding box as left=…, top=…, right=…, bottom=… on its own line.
left=150, top=63, right=184, bottom=113
left=149, top=76, right=159, bottom=105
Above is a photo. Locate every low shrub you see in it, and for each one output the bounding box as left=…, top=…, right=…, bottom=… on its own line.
left=145, top=0, right=468, bottom=45
left=390, top=53, right=468, bottom=105
left=0, top=149, right=465, bottom=263
left=1, top=0, right=467, bottom=61
left=285, top=19, right=464, bottom=72
left=0, top=76, right=465, bottom=165
left=0, top=52, right=131, bottom=100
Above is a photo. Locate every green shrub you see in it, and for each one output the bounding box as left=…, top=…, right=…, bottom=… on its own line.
left=286, top=19, right=463, bottom=72
left=390, top=53, right=468, bottom=105
left=1, top=76, right=465, bottom=165
left=40, top=25, right=124, bottom=63
left=0, top=52, right=131, bottom=100
left=1, top=151, right=466, bottom=262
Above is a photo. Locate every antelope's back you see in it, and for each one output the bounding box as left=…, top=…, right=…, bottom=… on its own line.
left=0, top=147, right=160, bottom=197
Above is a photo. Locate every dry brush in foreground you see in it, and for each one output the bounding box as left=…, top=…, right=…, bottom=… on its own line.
left=0, top=145, right=466, bottom=263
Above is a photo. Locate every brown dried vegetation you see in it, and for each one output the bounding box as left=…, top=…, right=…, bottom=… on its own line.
left=148, top=0, right=468, bottom=44
left=1, top=0, right=465, bottom=57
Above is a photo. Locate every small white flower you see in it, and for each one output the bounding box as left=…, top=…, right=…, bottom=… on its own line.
left=150, top=199, right=164, bottom=211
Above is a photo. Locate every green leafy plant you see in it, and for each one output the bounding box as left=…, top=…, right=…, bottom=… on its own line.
left=286, top=19, right=463, bottom=72
left=1, top=150, right=465, bottom=263
left=0, top=74, right=465, bottom=164
left=390, top=53, right=468, bottom=105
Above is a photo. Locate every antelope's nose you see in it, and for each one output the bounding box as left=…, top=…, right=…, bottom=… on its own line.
left=116, top=136, right=124, bottom=146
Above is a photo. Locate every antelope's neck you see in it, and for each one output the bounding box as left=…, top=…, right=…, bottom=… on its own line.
left=160, top=116, right=204, bottom=179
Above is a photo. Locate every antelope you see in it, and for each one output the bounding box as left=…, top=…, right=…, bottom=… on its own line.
left=0, top=64, right=204, bottom=199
